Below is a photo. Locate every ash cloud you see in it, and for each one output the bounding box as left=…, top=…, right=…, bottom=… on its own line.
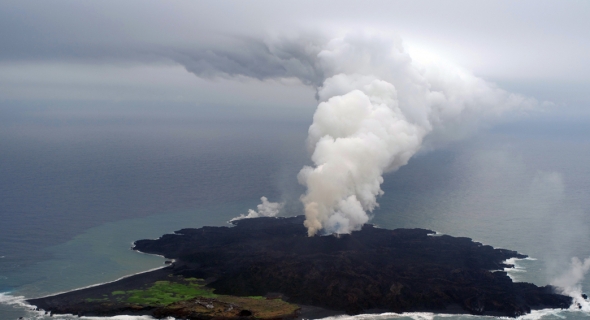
left=174, top=31, right=539, bottom=236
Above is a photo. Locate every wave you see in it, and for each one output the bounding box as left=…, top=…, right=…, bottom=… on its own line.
left=0, top=292, right=40, bottom=319
left=503, top=257, right=529, bottom=282
left=0, top=240, right=173, bottom=319
left=56, top=315, right=163, bottom=320
left=316, top=308, right=586, bottom=320
left=0, top=252, right=172, bottom=319
left=318, top=312, right=438, bottom=320
left=4, top=291, right=588, bottom=320
left=1, top=292, right=167, bottom=320
left=0, top=292, right=28, bottom=307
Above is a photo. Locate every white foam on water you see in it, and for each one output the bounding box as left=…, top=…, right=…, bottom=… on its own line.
left=314, top=307, right=590, bottom=320
left=34, top=313, right=163, bottom=320
left=0, top=292, right=43, bottom=319
left=0, top=292, right=28, bottom=307
left=43, top=314, right=165, bottom=320
left=1, top=292, right=171, bottom=320
left=516, top=307, right=590, bottom=319
left=503, top=257, right=529, bottom=282
left=316, top=311, right=533, bottom=320
left=0, top=293, right=12, bottom=303
left=4, top=291, right=586, bottom=320
left=316, top=311, right=508, bottom=320
left=514, top=309, right=566, bottom=319
left=317, top=312, right=436, bottom=320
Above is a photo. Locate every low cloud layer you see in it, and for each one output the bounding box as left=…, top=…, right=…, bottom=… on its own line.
left=1, top=1, right=589, bottom=108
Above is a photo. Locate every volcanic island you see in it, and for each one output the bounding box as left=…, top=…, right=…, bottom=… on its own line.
left=28, top=215, right=572, bottom=319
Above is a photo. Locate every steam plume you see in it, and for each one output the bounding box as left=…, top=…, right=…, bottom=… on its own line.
left=552, top=257, right=590, bottom=310
left=231, top=196, right=283, bottom=222
left=175, top=31, right=538, bottom=236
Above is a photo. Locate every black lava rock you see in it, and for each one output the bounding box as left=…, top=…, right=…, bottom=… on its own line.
left=133, top=216, right=572, bottom=317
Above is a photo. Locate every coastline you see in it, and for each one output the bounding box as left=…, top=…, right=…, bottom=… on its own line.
left=23, top=246, right=537, bottom=306
left=29, top=263, right=172, bottom=301
left=26, top=265, right=303, bottom=319
left=0, top=247, right=173, bottom=319
left=0, top=291, right=582, bottom=320
left=24, top=216, right=574, bottom=319
left=2, top=256, right=560, bottom=320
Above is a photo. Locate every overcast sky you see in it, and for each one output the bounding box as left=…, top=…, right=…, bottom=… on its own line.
left=1, top=0, right=589, bottom=119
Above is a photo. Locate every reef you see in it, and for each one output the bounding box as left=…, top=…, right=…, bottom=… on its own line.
left=28, top=216, right=572, bottom=318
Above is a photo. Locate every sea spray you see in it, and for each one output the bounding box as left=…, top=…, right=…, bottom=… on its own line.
left=552, top=256, right=590, bottom=311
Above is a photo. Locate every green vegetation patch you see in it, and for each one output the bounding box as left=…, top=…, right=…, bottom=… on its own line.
left=110, top=279, right=217, bottom=307
left=79, top=276, right=300, bottom=318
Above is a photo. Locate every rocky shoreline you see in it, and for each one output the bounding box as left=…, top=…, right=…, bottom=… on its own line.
left=28, top=268, right=302, bottom=319
left=28, top=216, right=572, bottom=318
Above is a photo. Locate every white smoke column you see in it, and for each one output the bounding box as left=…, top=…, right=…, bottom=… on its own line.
left=552, top=257, right=590, bottom=311
left=295, top=33, right=537, bottom=236
left=174, top=31, right=539, bottom=236
left=230, top=196, right=283, bottom=222
left=298, top=77, right=425, bottom=235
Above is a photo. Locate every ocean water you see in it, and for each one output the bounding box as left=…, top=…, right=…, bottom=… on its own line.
left=1, top=104, right=590, bottom=319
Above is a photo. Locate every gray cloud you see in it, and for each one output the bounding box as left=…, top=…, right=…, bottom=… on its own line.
left=2, top=1, right=589, bottom=74
left=164, top=35, right=325, bottom=87
left=1, top=0, right=589, bottom=108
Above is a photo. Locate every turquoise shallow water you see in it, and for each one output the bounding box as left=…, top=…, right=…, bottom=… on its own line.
left=4, top=203, right=251, bottom=298
left=0, top=202, right=257, bottom=319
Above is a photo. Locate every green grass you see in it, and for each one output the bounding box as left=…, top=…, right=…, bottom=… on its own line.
left=108, top=280, right=217, bottom=307
left=81, top=277, right=300, bottom=318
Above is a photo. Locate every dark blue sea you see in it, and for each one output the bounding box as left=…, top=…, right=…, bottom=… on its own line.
left=1, top=102, right=590, bottom=319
